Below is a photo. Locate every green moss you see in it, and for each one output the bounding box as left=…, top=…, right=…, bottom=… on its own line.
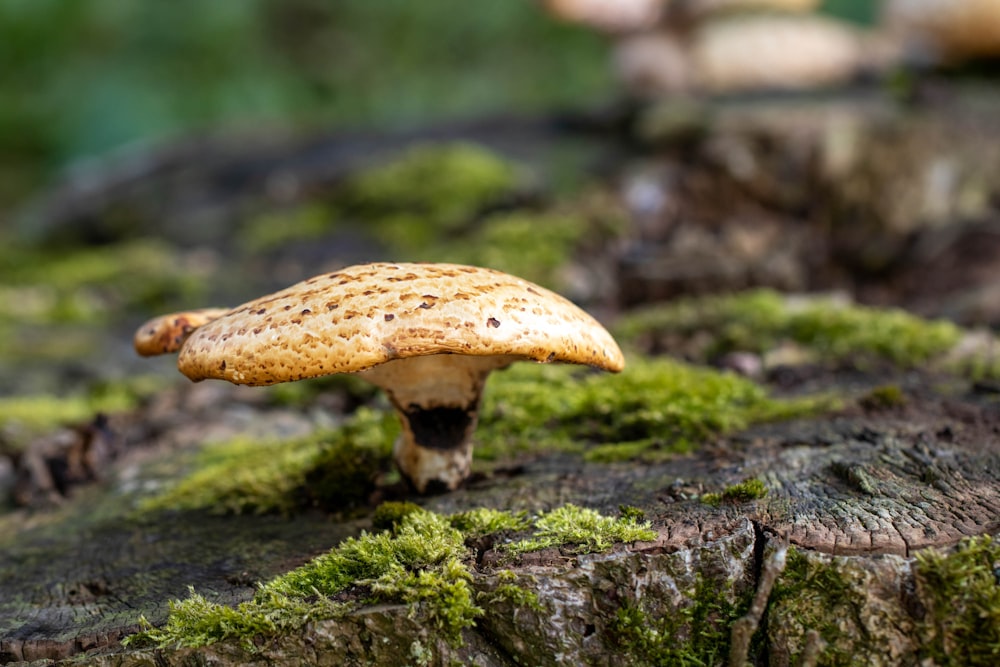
left=139, top=407, right=396, bottom=515
left=479, top=570, right=542, bottom=612
left=449, top=508, right=531, bottom=538
left=264, top=372, right=378, bottom=408
left=239, top=203, right=335, bottom=253
left=477, top=356, right=830, bottom=464
left=130, top=510, right=474, bottom=649
left=789, top=303, right=959, bottom=367
left=372, top=501, right=424, bottom=533
left=339, top=142, right=520, bottom=251
left=768, top=548, right=859, bottom=665
left=0, top=2, right=612, bottom=211
left=614, top=290, right=790, bottom=358
left=432, top=211, right=589, bottom=290
left=613, top=574, right=750, bottom=666
left=371, top=558, right=482, bottom=642
left=506, top=504, right=656, bottom=556
left=265, top=509, right=465, bottom=592
left=615, top=289, right=963, bottom=369
left=0, top=378, right=158, bottom=453
left=768, top=541, right=1000, bottom=665
left=585, top=440, right=665, bottom=464
left=140, top=357, right=826, bottom=516
left=914, top=535, right=1000, bottom=665
left=139, top=435, right=319, bottom=515
left=0, top=239, right=209, bottom=325
left=305, top=427, right=395, bottom=512
left=859, top=384, right=907, bottom=410
left=619, top=505, right=647, bottom=522
left=702, top=478, right=768, bottom=507
left=140, top=356, right=826, bottom=515
left=125, top=588, right=347, bottom=651
left=131, top=504, right=648, bottom=652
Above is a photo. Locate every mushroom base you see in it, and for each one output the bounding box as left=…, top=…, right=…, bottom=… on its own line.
left=392, top=433, right=473, bottom=495
left=360, top=354, right=519, bottom=493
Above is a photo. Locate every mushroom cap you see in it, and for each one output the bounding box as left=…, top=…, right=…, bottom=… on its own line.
left=691, top=15, right=872, bottom=93
left=134, top=308, right=231, bottom=356
left=177, top=262, right=625, bottom=386
left=542, top=0, right=664, bottom=33
left=883, top=0, right=1000, bottom=61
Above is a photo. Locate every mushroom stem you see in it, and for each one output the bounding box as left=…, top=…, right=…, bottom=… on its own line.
left=360, top=354, right=517, bottom=493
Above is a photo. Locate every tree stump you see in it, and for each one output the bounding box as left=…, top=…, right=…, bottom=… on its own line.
left=2, top=372, right=999, bottom=665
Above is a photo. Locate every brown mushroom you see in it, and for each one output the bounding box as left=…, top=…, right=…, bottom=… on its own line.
left=134, top=308, right=231, bottom=356
left=141, top=262, right=624, bottom=494
left=883, top=0, right=1000, bottom=63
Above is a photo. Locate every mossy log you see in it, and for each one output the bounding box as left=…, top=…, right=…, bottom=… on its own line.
left=2, top=378, right=999, bottom=666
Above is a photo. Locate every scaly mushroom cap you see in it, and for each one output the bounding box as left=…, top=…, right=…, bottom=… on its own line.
left=134, top=308, right=231, bottom=357
left=177, top=262, right=624, bottom=385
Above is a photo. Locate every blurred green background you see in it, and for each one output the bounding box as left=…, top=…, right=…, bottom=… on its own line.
left=0, top=0, right=611, bottom=212
left=0, top=0, right=872, bottom=213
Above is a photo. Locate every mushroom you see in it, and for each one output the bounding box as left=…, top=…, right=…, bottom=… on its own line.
left=541, top=0, right=664, bottom=33
left=883, top=0, right=1000, bottom=63
left=137, top=262, right=624, bottom=493
left=616, top=13, right=891, bottom=97
left=688, top=14, right=882, bottom=94
left=134, top=307, right=231, bottom=356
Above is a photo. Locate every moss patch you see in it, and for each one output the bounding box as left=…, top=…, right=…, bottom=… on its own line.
left=0, top=377, right=160, bottom=453
left=371, top=500, right=424, bottom=533
left=141, top=356, right=829, bottom=515
left=0, top=239, right=209, bottom=326
left=859, top=384, right=907, bottom=410
left=702, top=478, right=768, bottom=507
left=914, top=535, right=1000, bottom=665
left=618, top=505, right=646, bottom=522
left=129, top=505, right=645, bottom=651
left=264, top=372, right=378, bottom=408
left=430, top=209, right=610, bottom=291
left=130, top=510, right=473, bottom=649
left=478, top=570, right=542, bottom=612
left=264, top=510, right=477, bottom=642
left=139, top=407, right=396, bottom=515
left=478, top=356, right=831, bottom=464
left=768, top=537, right=1000, bottom=665
left=238, top=203, right=335, bottom=253
left=449, top=507, right=531, bottom=539
left=612, top=573, right=751, bottom=666
left=615, top=289, right=962, bottom=369
left=767, top=547, right=867, bottom=665
left=331, top=141, right=623, bottom=291
left=125, top=588, right=347, bottom=652
left=339, top=142, right=520, bottom=252
left=505, top=504, right=656, bottom=556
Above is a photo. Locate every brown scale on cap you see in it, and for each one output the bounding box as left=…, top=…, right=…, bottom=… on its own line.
left=143, top=262, right=625, bottom=494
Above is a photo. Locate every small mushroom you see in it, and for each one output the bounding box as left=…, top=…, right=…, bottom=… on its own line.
left=883, top=0, right=1000, bottom=63
left=134, top=308, right=231, bottom=356
left=615, top=14, right=886, bottom=97
left=139, top=263, right=624, bottom=493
